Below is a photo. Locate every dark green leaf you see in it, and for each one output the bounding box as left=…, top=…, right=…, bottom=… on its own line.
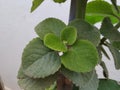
left=35, top=18, right=66, bottom=40
left=86, top=1, right=114, bottom=16
left=61, top=67, right=94, bottom=87
left=18, top=73, right=57, bottom=90
left=100, top=17, right=120, bottom=41
left=22, top=38, right=61, bottom=78
left=112, top=41, right=120, bottom=50
left=44, top=33, right=67, bottom=52
left=98, top=79, right=120, bottom=90
left=107, top=43, right=120, bottom=69
left=61, top=26, right=77, bottom=45
left=61, top=40, right=99, bottom=72
left=79, top=71, right=99, bottom=90
left=69, top=19, right=100, bottom=46
left=53, top=0, right=66, bottom=3
left=100, top=61, right=109, bottom=78
left=31, top=0, right=44, bottom=12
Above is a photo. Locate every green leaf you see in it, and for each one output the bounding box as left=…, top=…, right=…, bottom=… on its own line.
left=69, top=19, right=100, bottom=46
left=86, top=15, right=118, bottom=24
left=31, top=0, right=44, bottom=12
left=112, top=41, right=120, bottom=50
left=111, top=0, right=119, bottom=13
left=17, top=66, right=26, bottom=79
left=107, top=43, right=120, bottom=69
left=22, top=38, right=61, bottom=78
left=61, top=40, right=99, bottom=72
left=98, top=79, right=120, bottom=90
left=61, top=26, right=77, bottom=45
left=100, top=17, right=120, bottom=41
left=61, top=67, right=94, bottom=87
left=86, top=1, right=114, bottom=16
left=35, top=18, right=66, bottom=40
left=79, top=71, right=99, bottom=90
left=44, top=33, right=67, bottom=52
left=53, top=0, right=66, bottom=3
left=18, top=74, right=57, bottom=90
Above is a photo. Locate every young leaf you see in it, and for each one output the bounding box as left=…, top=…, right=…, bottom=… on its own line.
left=69, top=19, right=100, bottom=46
left=22, top=38, right=61, bottom=78
left=61, top=26, right=77, bottom=45
left=31, top=0, right=44, bottom=12
left=53, top=0, right=66, bottom=3
left=61, top=40, right=99, bottom=72
left=98, top=79, right=120, bottom=90
left=61, top=67, right=94, bottom=87
left=107, top=43, right=120, bottom=69
left=86, top=1, right=114, bottom=16
left=100, top=17, right=120, bottom=41
left=79, top=71, right=99, bottom=90
left=44, top=33, right=67, bottom=52
left=35, top=18, right=66, bottom=40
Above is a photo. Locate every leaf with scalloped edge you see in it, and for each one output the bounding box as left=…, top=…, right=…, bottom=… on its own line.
left=61, top=40, right=99, bottom=72
left=61, top=26, right=77, bottom=45
left=35, top=18, right=66, bottom=40
left=69, top=19, right=100, bottom=46
left=22, top=38, right=61, bottom=78
left=44, top=33, right=67, bottom=52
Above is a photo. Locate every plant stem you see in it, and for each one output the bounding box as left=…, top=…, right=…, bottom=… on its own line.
left=69, top=0, right=88, bottom=21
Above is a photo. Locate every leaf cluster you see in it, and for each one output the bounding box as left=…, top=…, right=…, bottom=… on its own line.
left=17, top=0, right=120, bottom=90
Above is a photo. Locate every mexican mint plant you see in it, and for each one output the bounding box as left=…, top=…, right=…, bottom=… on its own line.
left=17, top=0, right=120, bottom=90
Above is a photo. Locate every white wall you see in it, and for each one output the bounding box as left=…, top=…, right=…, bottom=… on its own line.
left=0, top=0, right=120, bottom=90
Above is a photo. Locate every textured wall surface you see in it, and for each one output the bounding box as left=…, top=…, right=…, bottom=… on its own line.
left=0, top=0, right=120, bottom=90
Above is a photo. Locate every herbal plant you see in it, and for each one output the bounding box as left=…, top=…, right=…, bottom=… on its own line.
left=17, top=0, right=120, bottom=90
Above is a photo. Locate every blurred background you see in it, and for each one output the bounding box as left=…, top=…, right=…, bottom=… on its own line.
left=0, top=0, right=120, bottom=90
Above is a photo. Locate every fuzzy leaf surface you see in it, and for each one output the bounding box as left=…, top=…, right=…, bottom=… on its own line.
left=98, top=79, right=120, bottom=90
left=61, top=40, right=99, bottom=72
left=22, top=38, right=61, bottom=78
left=35, top=18, right=66, bottom=40
left=61, top=67, right=94, bottom=87
left=44, top=33, right=67, bottom=52
left=61, top=26, right=77, bottom=45
left=79, top=71, right=99, bottom=90
left=69, top=19, right=100, bottom=46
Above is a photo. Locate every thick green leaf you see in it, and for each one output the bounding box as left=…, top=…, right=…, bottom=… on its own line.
left=98, top=79, right=120, bottom=90
left=100, top=17, right=120, bottom=41
left=18, top=74, right=57, bottom=90
left=86, top=1, right=114, bottom=16
left=61, top=26, right=77, bottom=45
left=61, top=40, right=99, bottom=72
left=44, top=33, right=67, bottom=52
left=86, top=15, right=118, bottom=24
left=31, top=0, right=44, bottom=12
left=69, top=19, right=100, bottom=46
left=79, top=71, right=99, bottom=90
left=112, top=41, right=120, bottom=50
left=107, top=43, right=120, bottom=69
left=61, top=67, right=94, bottom=87
left=53, top=0, right=66, bottom=3
left=22, top=38, right=61, bottom=78
left=35, top=18, right=66, bottom=40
